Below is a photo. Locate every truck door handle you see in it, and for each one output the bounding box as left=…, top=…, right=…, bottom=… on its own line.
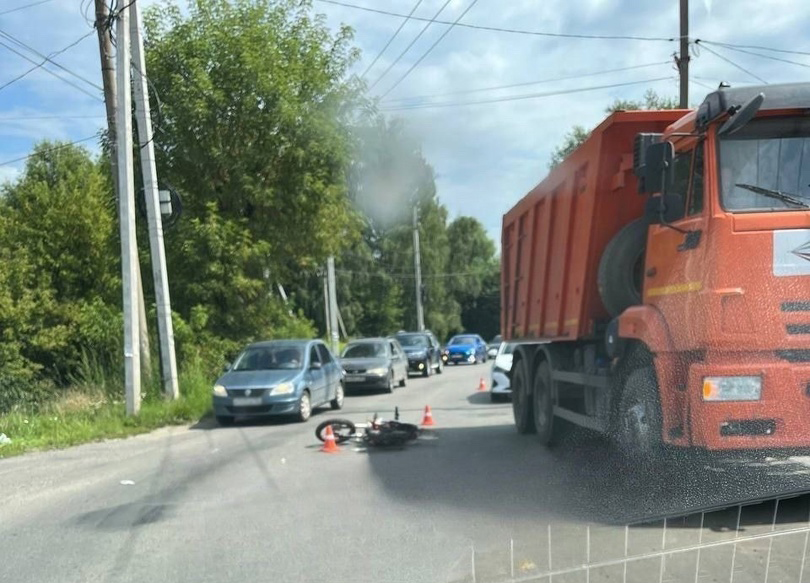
left=678, top=230, right=702, bottom=252
left=646, top=267, right=657, bottom=278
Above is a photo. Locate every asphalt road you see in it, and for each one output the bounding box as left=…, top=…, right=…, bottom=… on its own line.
left=4, top=363, right=810, bottom=583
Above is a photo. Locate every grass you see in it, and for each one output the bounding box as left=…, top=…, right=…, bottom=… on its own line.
left=0, top=364, right=213, bottom=458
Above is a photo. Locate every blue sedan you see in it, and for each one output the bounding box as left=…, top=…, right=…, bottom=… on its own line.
left=445, top=334, right=488, bottom=365
left=212, top=339, right=344, bottom=425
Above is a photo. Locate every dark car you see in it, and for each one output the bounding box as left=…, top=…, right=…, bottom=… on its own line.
left=340, top=337, right=408, bottom=393
left=395, top=330, right=443, bottom=377
left=212, top=339, right=343, bottom=425
left=446, top=334, right=488, bottom=365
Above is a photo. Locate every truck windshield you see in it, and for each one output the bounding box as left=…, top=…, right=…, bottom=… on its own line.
left=719, top=116, right=810, bottom=212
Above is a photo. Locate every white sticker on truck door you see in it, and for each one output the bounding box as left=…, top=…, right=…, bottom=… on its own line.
left=774, top=229, right=810, bottom=277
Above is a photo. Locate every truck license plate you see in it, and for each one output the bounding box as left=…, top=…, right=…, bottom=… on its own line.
left=233, top=397, right=262, bottom=406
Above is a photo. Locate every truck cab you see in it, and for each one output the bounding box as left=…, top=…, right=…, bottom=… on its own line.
left=630, top=83, right=810, bottom=450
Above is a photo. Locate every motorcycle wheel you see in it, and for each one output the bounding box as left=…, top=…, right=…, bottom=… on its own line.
left=314, top=419, right=356, bottom=444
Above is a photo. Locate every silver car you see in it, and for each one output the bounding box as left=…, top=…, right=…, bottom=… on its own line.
left=212, top=339, right=344, bottom=425
left=340, top=337, right=408, bottom=393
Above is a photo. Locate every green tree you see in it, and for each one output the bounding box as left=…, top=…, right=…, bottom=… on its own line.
left=549, top=90, right=680, bottom=169
left=459, top=267, right=500, bottom=341
left=548, top=125, right=590, bottom=169
left=0, top=141, right=121, bottom=389
left=446, top=216, right=496, bottom=299
left=143, top=0, right=367, bottom=341
left=445, top=216, right=499, bottom=338
left=606, top=89, right=680, bottom=112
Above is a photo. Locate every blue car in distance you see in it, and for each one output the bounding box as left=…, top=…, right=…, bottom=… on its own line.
left=212, top=339, right=344, bottom=426
left=445, top=334, right=488, bottom=365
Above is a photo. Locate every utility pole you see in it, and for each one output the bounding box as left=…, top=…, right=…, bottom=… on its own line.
left=95, top=0, right=152, bottom=381
left=326, top=257, right=340, bottom=354
left=130, top=1, right=179, bottom=400
left=336, top=304, right=348, bottom=341
left=115, top=2, right=140, bottom=415
left=678, top=0, right=689, bottom=108
left=412, top=205, right=425, bottom=332
left=322, top=269, right=332, bottom=343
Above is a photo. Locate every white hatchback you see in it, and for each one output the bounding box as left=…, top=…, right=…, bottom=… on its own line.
left=490, top=342, right=515, bottom=402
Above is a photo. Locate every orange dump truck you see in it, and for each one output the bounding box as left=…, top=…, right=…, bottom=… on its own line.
left=502, top=83, right=810, bottom=455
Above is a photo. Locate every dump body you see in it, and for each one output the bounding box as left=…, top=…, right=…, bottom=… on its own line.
left=501, top=111, right=685, bottom=343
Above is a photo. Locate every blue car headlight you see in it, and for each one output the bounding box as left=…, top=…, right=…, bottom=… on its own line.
left=270, top=382, right=295, bottom=396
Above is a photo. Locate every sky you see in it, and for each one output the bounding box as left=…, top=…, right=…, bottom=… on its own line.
left=0, top=0, right=809, bottom=245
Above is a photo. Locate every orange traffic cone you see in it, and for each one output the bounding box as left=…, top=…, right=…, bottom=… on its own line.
left=421, top=405, right=435, bottom=427
left=478, top=377, right=487, bottom=391
left=320, top=424, right=340, bottom=453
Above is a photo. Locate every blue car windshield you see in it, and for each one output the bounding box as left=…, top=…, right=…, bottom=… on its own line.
left=342, top=342, right=386, bottom=358
left=450, top=336, right=477, bottom=345
left=233, top=346, right=304, bottom=371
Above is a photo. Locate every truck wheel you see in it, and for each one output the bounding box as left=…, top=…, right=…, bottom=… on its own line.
left=616, top=366, right=663, bottom=461
left=533, top=361, right=555, bottom=445
left=597, top=218, right=647, bottom=317
left=511, top=358, right=536, bottom=434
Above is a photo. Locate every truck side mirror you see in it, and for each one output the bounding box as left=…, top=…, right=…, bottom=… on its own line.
left=644, top=142, right=675, bottom=194
left=645, top=193, right=685, bottom=224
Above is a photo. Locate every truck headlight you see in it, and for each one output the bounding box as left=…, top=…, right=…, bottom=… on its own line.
left=270, top=382, right=295, bottom=396
left=702, top=376, right=762, bottom=401
left=213, top=384, right=227, bottom=397
left=367, top=367, right=388, bottom=376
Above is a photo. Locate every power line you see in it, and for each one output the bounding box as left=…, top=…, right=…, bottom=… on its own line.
left=0, top=135, right=99, bottom=167
left=380, top=76, right=673, bottom=111
left=702, top=40, right=810, bottom=58
left=696, top=42, right=768, bottom=84
left=382, top=60, right=671, bottom=104
left=691, top=78, right=716, bottom=91
left=698, top=40, right=810, bottom=70
left=0, top=28, right=103, bottom=91
left=379, top=0, right=481, bottom=99
left=367, top=0, right=453, bottom=91
left=0, top=0, right=55, bottom=16
left=360, top=0, right=425, bottom=79
left=0, top=29, right=95, bottom=94
left=314, top=0, right=682, bottom=42
left=0, top=39, right=103, bottom=101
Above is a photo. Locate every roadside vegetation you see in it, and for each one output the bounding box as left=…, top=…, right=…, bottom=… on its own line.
left=0, top=0, right=501, bottom=456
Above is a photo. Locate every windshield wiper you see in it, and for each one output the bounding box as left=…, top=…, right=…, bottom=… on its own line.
left=735, top=183, right=810, bottom=208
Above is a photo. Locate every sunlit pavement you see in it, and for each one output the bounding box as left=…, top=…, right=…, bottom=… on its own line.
left=3, top=364, right=810, bottom=583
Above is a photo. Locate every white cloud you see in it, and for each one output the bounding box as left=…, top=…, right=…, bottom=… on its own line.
left=317, top=0, right=810, bottom=242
